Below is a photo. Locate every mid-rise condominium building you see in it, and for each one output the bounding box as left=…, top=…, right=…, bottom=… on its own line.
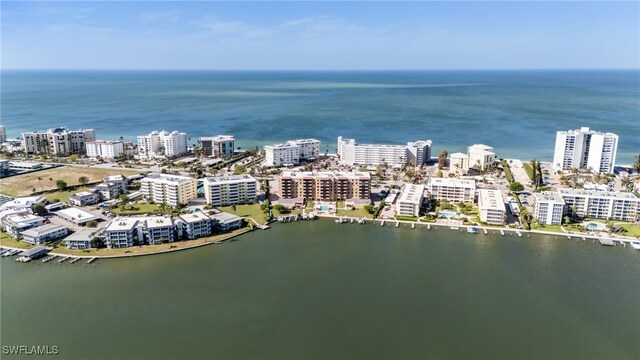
left=279, top=171, right=371, bottom=202
left=468, top=144, right=496, bottom=172
left=557, top=188, right=639, bottom=222
left=178, top=212, right=214, bottom=239
left=20, top=224, right=68, bottom=245
left=104, top=217, right=143, bottom=248
left=199, top=135, right=235, bottom=157
left=137, top=130, right=188, bottom=158
left=553, top=127, right=618, bottom=174
left=337, top=137, right=432, bottom=167
left=69, top=191, right=100, bottom=206
left=144, top=216, right=176, bottom=245
left=140, top=173, right=197, bottom=207
left=85, top=140, right=124, bottom=159
left=532, top=192, right=566, bottom=225
left=449, top=152, right=470, bottom=175
left=264, top=139, right=320, bottom=167
left=22, top=127, right=96, bottom=155
left=396, top=184, right=425, bottom=217
left=427, top=178, right=476, bottom=203
left=202, top=175, right=257, bottom=207
left=478, top=189, right=506, bottom=225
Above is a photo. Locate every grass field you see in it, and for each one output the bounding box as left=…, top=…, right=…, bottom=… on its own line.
left=336, top=207, right=373, bottom=219
left=0, top=232, right=33, bottom=249
left=523, top=162, right=534, bottom=181
left=531, top=223, right=565, bottom=233
left=0, top=166, right=142, bottom=197
left=219, top=204, right=267, bottom=223
left=617, top=223, right=640, bottom=238
left=501, top=160, right=514, bottom=183
left=43, top=187, right=94, bottom=203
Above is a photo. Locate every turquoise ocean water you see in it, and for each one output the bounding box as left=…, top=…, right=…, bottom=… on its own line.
left=1, top=70, right=638, bottom=163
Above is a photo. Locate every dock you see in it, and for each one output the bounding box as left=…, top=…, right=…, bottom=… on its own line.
left=566, top=235, right=572, bottom=240
left=427, top=224, right=431, bottom=230
left=500, top=229, right=505, bottom=236
left=381, top=221, right=385, bottom=227
left=395, top=221, right=399, bottom=228
left=598, top=238, right=615, bottom=246
left=483, top=228, right=488, bottom=235
left=57, top=256, right=68, bottom=263
left=68, top=257, right=81, bottom=264
left=87, top=257, right=97, bottom=264
left=516, top=231, right=522, bottom=237
left=411, top=223, right=415, bottom=229
left=42, top=255, right=58, bottom=263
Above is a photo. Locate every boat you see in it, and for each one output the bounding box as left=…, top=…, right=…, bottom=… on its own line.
left=451, top=226, right=460, bottom=230
left=631, top=241, right=640, bottom=250
left=214, top=241, right=222, bottom=244
left=357, top=218, right=365, bottom=224
left=467, top=227, right=478, bottom=234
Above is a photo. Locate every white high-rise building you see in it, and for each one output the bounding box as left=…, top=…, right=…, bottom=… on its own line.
left=553, top=127, right=618, bottom=174
left=337, top=137, right=432, bottom=167
left=22, top=127, right=96, bottom=155
left=202, top=175, right=257, bottom=207
left=85, top=140, right=124, bottom=159
left=533, top=192, right=566, bottom=225
left=0, top=125, right=6, bottom=143
left=264, top=139, right=320, bottom=167
left=140, top=173, right=197, bottom=207
left=396, top=184, right=425, bottom=217
left=137, top=130, right=188, bottom=159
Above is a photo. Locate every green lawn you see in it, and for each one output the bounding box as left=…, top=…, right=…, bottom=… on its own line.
left=336, top=207, right=373, bottom=219
left=0, top=232, right=33, bottom=249
left=219, top=204, right=267, bottom=222
left=396, top=215, right=418, bottom=222
left=531, top=223, right=565, bottom=233
left=617, top=223, right=640, bottom=238
left=523, top=162, right=534, bottom=181
left=501, top=160, right=514, bottom=183
left=44, top=187, right=93, bottom=203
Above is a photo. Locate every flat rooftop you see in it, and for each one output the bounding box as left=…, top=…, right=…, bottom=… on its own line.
left=398, top=184, right=425, bottom=204
left=105, top=217, right=140, bottom=232
left=428, top=177, right=476, bottom=188
left=478, top=189, right=506, bottom=211
left=142, top=173, right=196, bottom=184
left=534, top=191, right=565, bottom=203
left=64, top=228, right=102, bottom=241
left=281, top=171, right=370, bottom=180
left=55, top=208, right=99, bottom=223
left=557, top=188, right=638, bottom=200
left=145, top=216, right=174, bottom=229
left=209, top=212, right=243, bottom=224
left=200, top=135, right=235, bottom=141
left=179, top=212, right=212, bottom=224
left=204, top=175, right=257, bottom=184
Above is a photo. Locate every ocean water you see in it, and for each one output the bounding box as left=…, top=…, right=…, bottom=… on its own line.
left=1, top=220, right=639, bottom=359
left=1, top=70, right=639, bottom=163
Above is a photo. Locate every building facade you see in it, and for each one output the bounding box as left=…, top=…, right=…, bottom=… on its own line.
left=137, top=130, right=188, bottom=158
left=22, top=127, right=96, bottom=155
left=144, top=217, right=176, bottom=245
left=178, top=212, right=213, bottom=239
left=478, top=189, right=506, bottom=225
left=202, top=175, right=257, bottom=207
left=396, top=184, right=425, bottom=217
left=199, top=135, right=235, bottom=157
left=557, top=188, right=639, bottom=222
left=86, top=140, right=124, bottom=159
left=69, top=191, right=100, bottom=206
left=264, top=139, right=320, bottom=167
left=533, top=192, right=566, bottom=225
left=427, top=178, right=476, bottom=203
left=468, top=144, right=496, bottom=172
left=279, top=171, right=371, bottom=202
left=21, top=224, right=68, bottom=245
left=104, top=217, right=143, bottom=248
left=140, top=173, right=197, bottom=207
left=553, top=127, right=618, bottom=174
left=337, top=136, right=432, bottom=167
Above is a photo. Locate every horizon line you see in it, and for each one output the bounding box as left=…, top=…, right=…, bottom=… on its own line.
left=2, top=67, right=639, bottom=72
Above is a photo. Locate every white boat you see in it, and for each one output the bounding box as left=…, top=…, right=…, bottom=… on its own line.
left=630, top=241, right=640, bottom=250
left=451, top=226, right=460, bottom=230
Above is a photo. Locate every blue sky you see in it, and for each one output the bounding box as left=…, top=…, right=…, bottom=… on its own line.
left=3, top=1, right=639, bottom=70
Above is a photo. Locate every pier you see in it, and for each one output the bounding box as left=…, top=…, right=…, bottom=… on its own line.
left=42, top=255, right=58, bottom=263
left=68, top=257, right=81, bottom=264
left=57, top=256, right=68, bottom=263
left=500, top=229, right=505, bottom=236
left=87, top=257, right=97, bottom=264
left=598, top=238, right=615, bottom=246
left=483, top=228, right=488, bottom=235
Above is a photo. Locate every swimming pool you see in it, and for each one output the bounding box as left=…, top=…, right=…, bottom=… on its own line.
left=439, top=211, right=458, bottom=218
left=585, top=222, right=606, bottom=231
left=319, top=205, right=331, bottom=212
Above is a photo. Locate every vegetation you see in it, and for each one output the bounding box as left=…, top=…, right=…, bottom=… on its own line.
left=500, top=159, right=514, bottom=183
left=220, top=204, right=267, bottom=224
left=111, top=203, right=168, bottom=215
left=396, top=215, right=418, bottom=221
left=523, top=162, right=534, bottom=181
left=336, top=207, right=373, bottom=219
left=55, top=180, right=68, bottom=190
left=633, top=153, right=640, bottom=173
left=86, top=220, right=98, bottom=228
left=78, top=176, right=89, bottom=186
left=31, top=203, right=48, bottom=216
left=535, top=185, right=554, bottom=193
left=438, top=150, right=448, bottom=169
left=509, top=182, right=524, bottom=192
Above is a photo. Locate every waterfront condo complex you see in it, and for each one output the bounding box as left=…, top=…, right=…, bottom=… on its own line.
left=396, top=184, right=425, bottom=217
left=557, top=188, right=639, bottom=222
left=199, top=135, right=235, bottom=157
left=337, top=136, right=432, bottom=167
left=279, top=170, right=371, bottom=202
left=137, top=130, right=188, bottom=158
left=553, top=127, right=618, bottom=174
left=264, top=139, right=321, bottom=167
left=201, top=175, right=258, bottom=207
left=532, top=192, right=566, bottom=225
left=140, top=173, right=197, bottom=207
left=21, top=127, right=96, bottom=155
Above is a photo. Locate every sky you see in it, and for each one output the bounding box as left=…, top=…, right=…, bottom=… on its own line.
left=2, top=1, right=639, bottom=70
